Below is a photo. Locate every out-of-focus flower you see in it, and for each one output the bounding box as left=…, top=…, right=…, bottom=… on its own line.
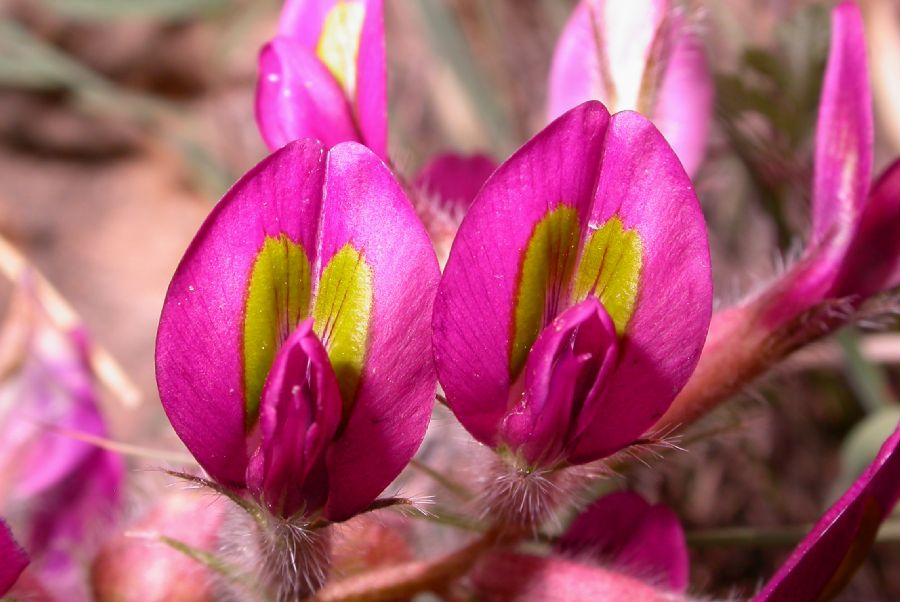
left=656, top=0, right=900, bottom=432
left=762, top=1, right=899, bottom=326
left=0, top=285, right=123, bottom=601
left=329, top=513, right=412, bottom=579
left=256, top=0, right=387, bottom=160
left=412, top=152, right=497, bottom=266
left=91, top=491, right=227, bottom=602
left=556, top=491, right=688, bottom=591
left=156, top=139, right=439, bottom=523
left=548, top=0, right=713, bottom=175
left=755, top=417, right=900, bottom=601
left=0, top=518, right=28, bottom=595
left=472, top=551, right=694, bottom=602
left=433, top=101, right=712, bottom=472
left=473, top=414, right=900, bottom=601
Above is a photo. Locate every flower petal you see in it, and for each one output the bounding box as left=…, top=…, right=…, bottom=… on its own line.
left=412, top=153, right=498, bottom=266
left=256, top=37, right=361, bottom=151
left=413, top=152, right=498, bottom=212
left=547, top=0, right=711, bottom=174
left=472, top=551, right=687, bottom=602
left=27, top=448, right=122, bottom=601
left=90, top=491, right=226, bottom=602
left=812, top=1, right=873, bottom=248
left=320, top=142, right=440, bottom=521
left=0, top=519, right=28, bottom=595
left=156, top=139, right=327, bottom=487
left=501, top=298, right=618, bottom=466
left=652, top=20, right=714, bottom=176
left=0, top=305, right=102, bottom=498
left=354, top=0, right=388, bottom=161
left=756, top=418, right=900, bottom=602
left=547, top=0, right=667, bottom=121
left=832, top=158, right=900, bottom=297
left=557, top=491, right=689, bottom=591
left=598, top=0, right=668, bottom=111
left=278, top=0, right=332, bottom=43
left=570, top=111, right=712, bottom=462
left=812, top=1, right=874, bottom=244
left=546, top=1, right=603, bottom=123
left=270, top=0, right=387, bottom=160
left=246, top=320, right=342, bottom=518
left=761, top=2, right=878, bottom=327
left=158, top=139, right=436, bottom=516
left=433, top=102, right=611, bottom=446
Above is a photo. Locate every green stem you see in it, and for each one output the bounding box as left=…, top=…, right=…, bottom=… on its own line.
left=409, top=459, right=475, bottom=501
left=837, top=328, right=893, bottom=414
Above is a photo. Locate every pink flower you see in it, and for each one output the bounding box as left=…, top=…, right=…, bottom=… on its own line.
left=0, top=519, right=28, bottom=596
left=412, top=152, right=498, bottom=266
left=256, top=0, right=387, bottom=160
left=548, top=0, right=713, bottom=175
left=657, top=0, right=900, bottom=433
left=156, top=140, right=439, bottom=522
left=432, top=101, right=712, bottom=469
left=557, top=491, right=688, bottom=591
left=0, top=286, right=122, bottom=601
left=761, top=1, right=900, bottom=328
left=472, top=551, right=692, bottom=602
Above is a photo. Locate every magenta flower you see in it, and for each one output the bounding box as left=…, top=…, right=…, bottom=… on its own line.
left=472, top=552, right=688, bottom=602
left=156, top=139, right=439, bottom=522
left=256, top=0, right=387, bottom=160
left=657, top=1, right=900, bottom=432
left=548, top=0, right=713, bottom=175
left=473, top=416, right=900, bottom=601
left=557, top=491, right=688, bottom=591
left=0, top=519, right=28, bottom=596
left=756, top=417, right=900, bottom=601
left=0, top=289, right=122, bottom=601
left=412, top=152, right=497, bottom=265
left=413, top=153, right=497, bottom=213
left=759, top=1, right=900, bottom=327
left=432, top=101, right=712, bottom=469
left=91, top=491, right=227, bottom=602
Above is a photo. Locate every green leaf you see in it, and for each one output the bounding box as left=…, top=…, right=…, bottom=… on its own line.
left=147, top=534, right=265, bottom=599
left=837, top=329, right=894, bottom=414
left=0, top=20, right=102, bottom=89
left=0, top=19, right=235, bottom=196
left=38, top=0, right=235, bottom=21
left=829, top=406, right=900, bottom=505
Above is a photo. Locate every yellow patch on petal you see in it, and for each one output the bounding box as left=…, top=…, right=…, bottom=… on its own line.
left=313, top=244, right=373, bottom=411
left=572, top=217, right=642, bottom=335
left=510, top=205, right=580, bottom=379
left=243, top=235, right=312, bottom=429
left=316, top=0, right=366, bottom=98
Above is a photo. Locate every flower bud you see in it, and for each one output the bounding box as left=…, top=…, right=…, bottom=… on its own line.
left=90, top=491, right=226, bottom=602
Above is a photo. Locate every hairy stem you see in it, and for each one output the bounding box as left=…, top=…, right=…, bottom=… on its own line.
left=654, top=294, right=855, bottom=433
left=652, top=306, right=771, bottom=431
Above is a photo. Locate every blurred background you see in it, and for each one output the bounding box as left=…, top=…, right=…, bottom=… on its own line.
left=0, top=0, right=899, bottom=598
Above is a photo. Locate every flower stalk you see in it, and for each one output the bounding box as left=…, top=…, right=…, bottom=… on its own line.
left=310, top=528, right=507, bottom=602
